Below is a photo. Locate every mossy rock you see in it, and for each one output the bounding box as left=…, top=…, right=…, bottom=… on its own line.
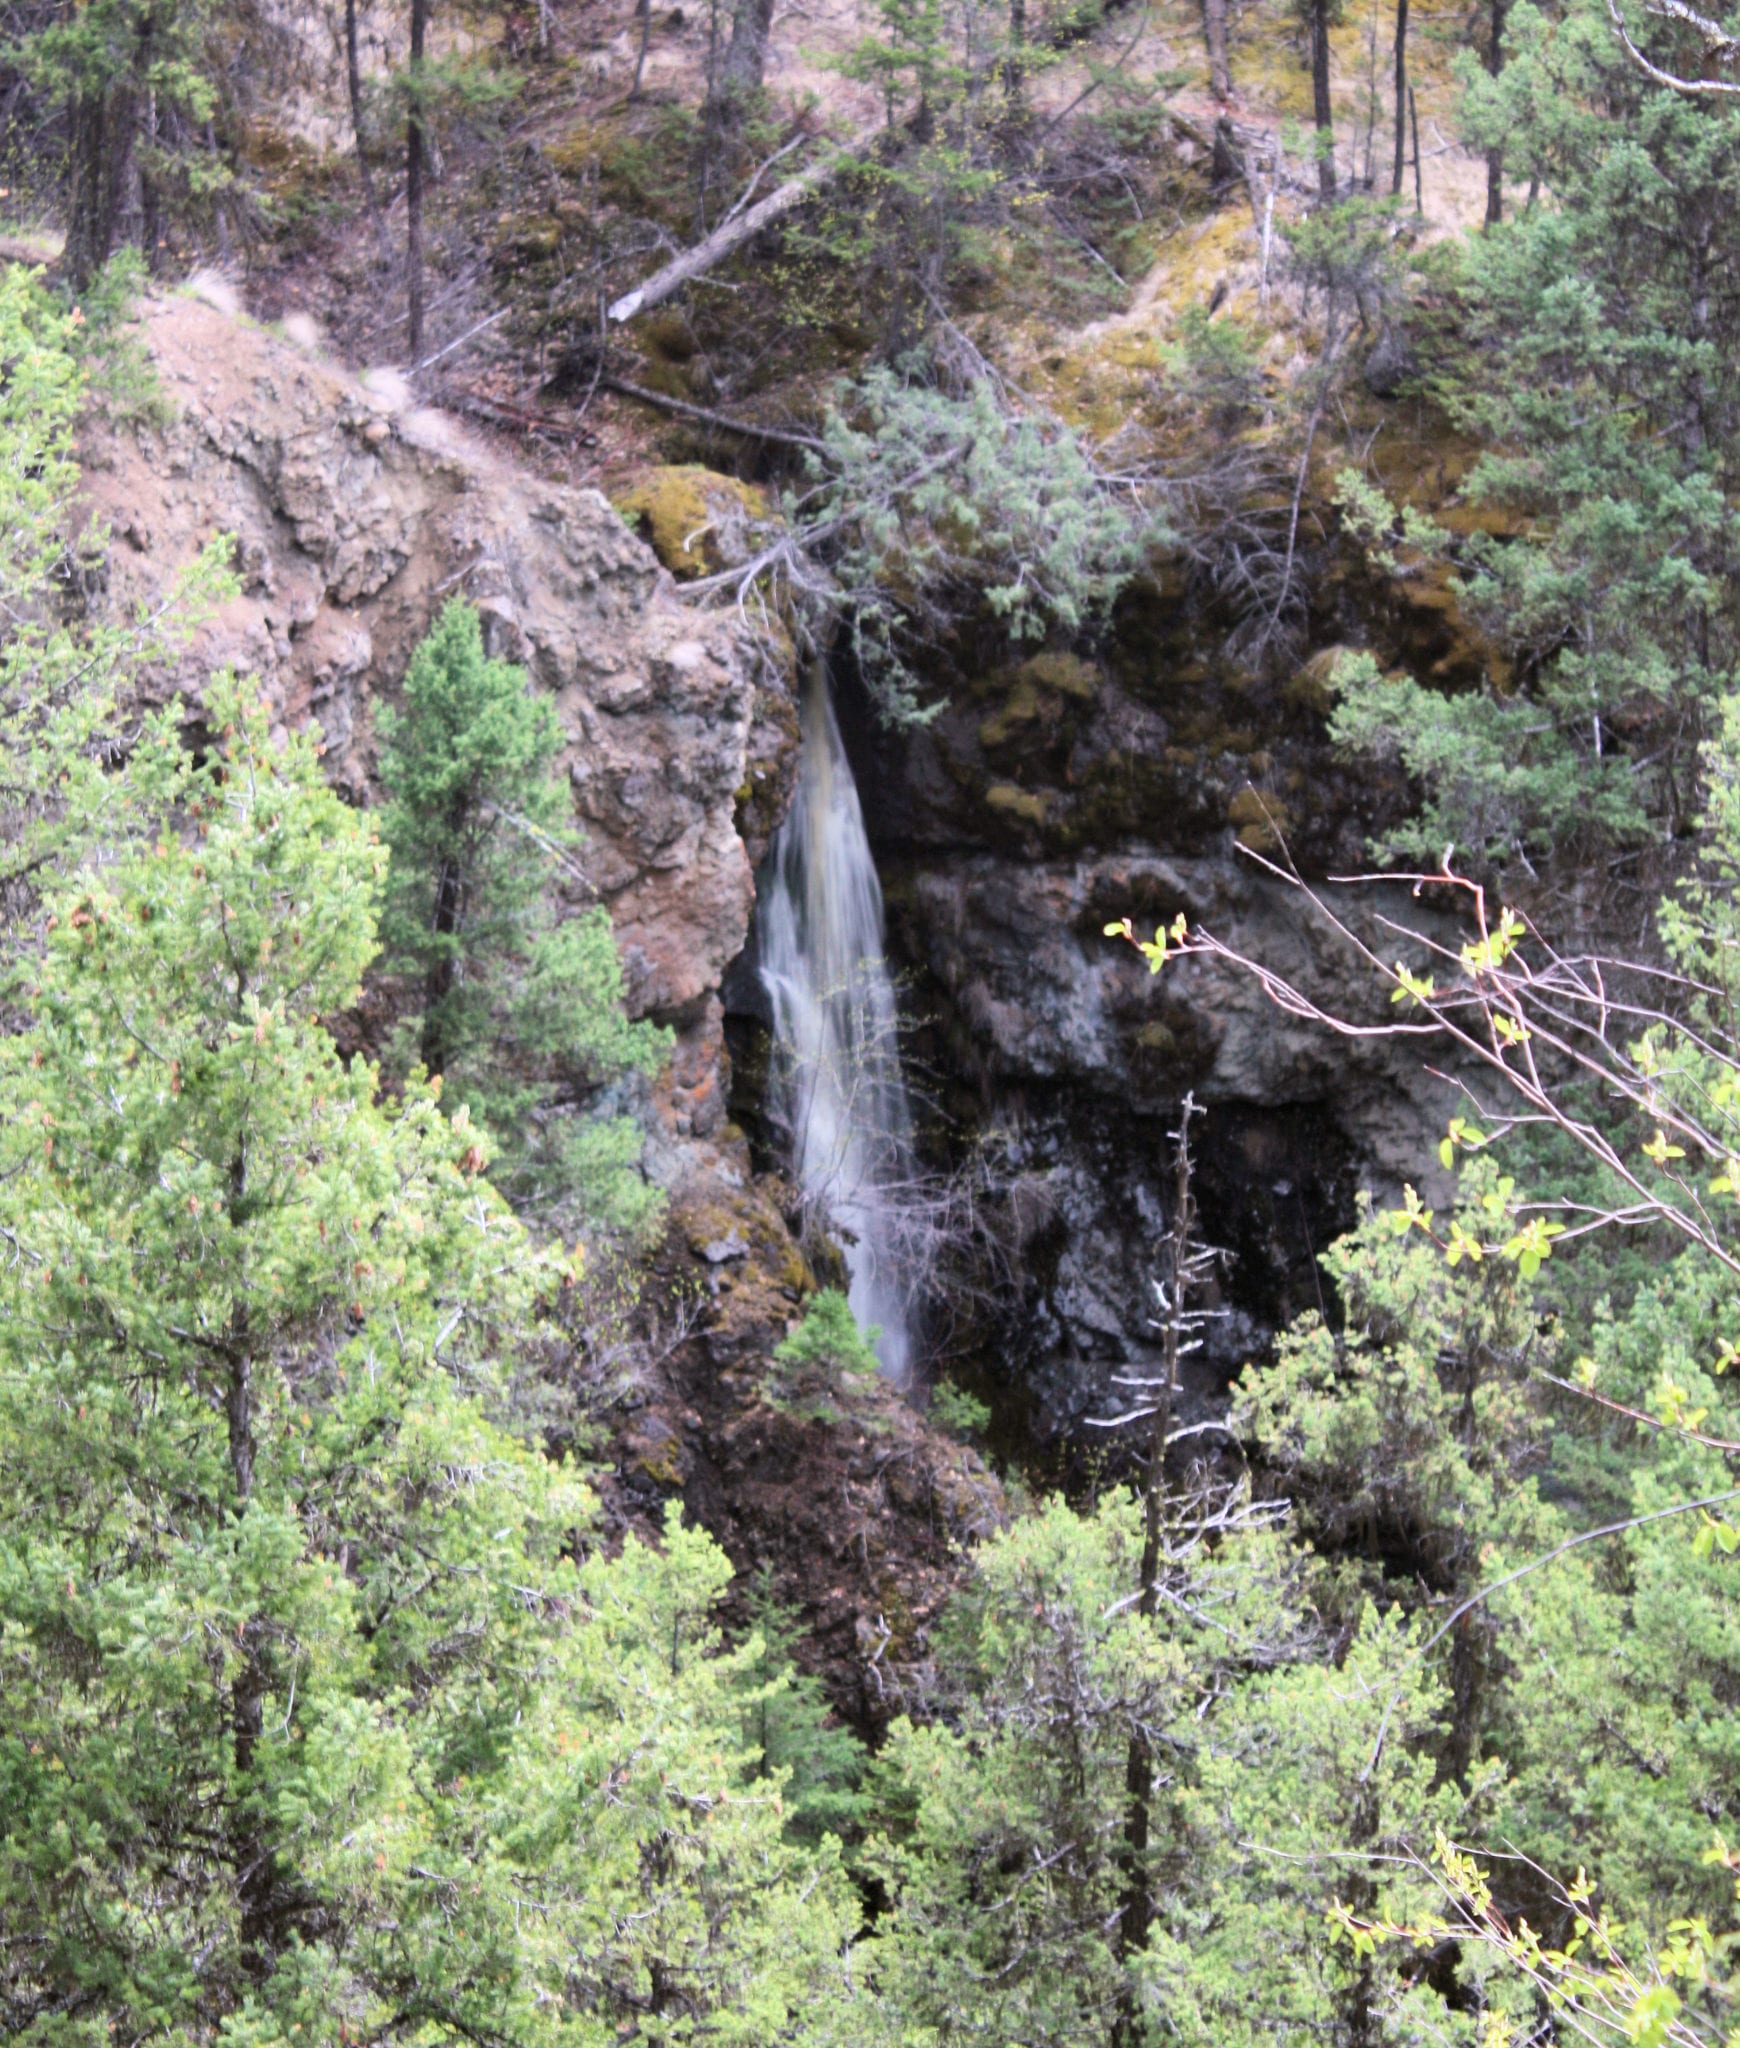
left=1285, top=645, right=1353, bottom=718
left=1017, top=649, right=1099, bottom=703
left=1228, top=785, right=1293, bottom=850
left=984, top=782, right=1049, bottom=827
left=614, top=465, right=779, bottom=580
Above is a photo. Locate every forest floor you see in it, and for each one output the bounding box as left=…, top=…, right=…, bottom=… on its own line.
left=204, top=0, right=1500, bottom=502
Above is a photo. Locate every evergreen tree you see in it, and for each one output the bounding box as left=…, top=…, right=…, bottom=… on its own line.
left=0, top=261, right=229, bottom=936
left=0, top=680, right=857, bottom=2043
left=377, top=599, right=670, bottom=1235
left=855, top=1492, right=1475, bottom=2046
left=1334, top=0, right=1740, bottom=871
left=734, top=1574, right=869, bottom=1845
left=17, top=0, right=227, bottom=284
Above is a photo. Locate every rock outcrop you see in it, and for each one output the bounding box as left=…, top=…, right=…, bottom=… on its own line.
left=831, top=597, right=1472, bottom=1442
left=79, top=293, right=768, bottom=1067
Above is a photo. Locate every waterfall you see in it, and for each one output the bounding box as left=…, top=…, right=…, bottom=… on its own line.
left=759, top=667, right=917, bottom=1379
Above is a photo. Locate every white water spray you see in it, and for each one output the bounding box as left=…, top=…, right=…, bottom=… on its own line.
left=759, top=668, right=917, bottom=1379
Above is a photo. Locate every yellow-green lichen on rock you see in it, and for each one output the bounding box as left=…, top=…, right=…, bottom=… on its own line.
left=614, top=466, right=780, bottom=580
left=1227, top=784, right=1293, bottom=850
left=977, top=649, right=1101, bottom=749
left=984, top=781, right=1050, bottom=827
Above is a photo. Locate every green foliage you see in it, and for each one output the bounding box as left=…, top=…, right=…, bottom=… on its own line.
left=69, top=247, right=167, bottom=424
left=734, top=1576, right=870, bottom=1845
left=0, top=260, right=230, bottom=934
left=1333, top=0, right=1740, bottom=870
left=0, top=680, right=857, bottom=2044
left=1331, top=649, right=1649, bottom=867
left=378, top=599, right=670, bottom=1236
left=766, top=1290, right=886, bottom=1425
left=1235, top=1171, right=1560, bottom=1590
left=928, top=1377, right=991, bottom=1438
left=1482, top=1236, right=1740, bottom=1929
left=811, top=0, right=1024, bottom=342
left=811, top=367, right=1156, bottom=723
left=856, top=1492, right=1482, bottom=2046
left=1158, top=304, right=1265, bottom=434
left=775, top=1287, right=883, bottom=1379
left=13, top=0, right=228, bottom=281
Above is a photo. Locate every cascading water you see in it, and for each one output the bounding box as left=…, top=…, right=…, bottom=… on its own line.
left=759, top=667, right=917, bottom=1379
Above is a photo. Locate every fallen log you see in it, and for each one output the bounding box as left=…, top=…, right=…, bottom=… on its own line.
left=600, top=373, right=827, bottom=451
left=606, top=123, right=880, bottom=325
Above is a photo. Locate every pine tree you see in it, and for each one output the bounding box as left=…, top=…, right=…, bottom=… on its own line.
left=734, top=1574, right=869, bottom=1845
left=18, top=0, right=226, bottom=285
left=0, top=681, right=857, bottom=2043
left=377, top=598, right=670, bottom=1235
left=1334, top=0, right=1740, bottom=871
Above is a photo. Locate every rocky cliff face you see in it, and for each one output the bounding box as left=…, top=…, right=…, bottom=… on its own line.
left=81, top=294, right=761, bottom=1064
left=832, top=609, right=1468, bottom=1444
left=80, top=295, right=1000, bottom=1725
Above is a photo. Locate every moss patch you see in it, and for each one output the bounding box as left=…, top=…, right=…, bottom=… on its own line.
left=1228, top=784, right=1293, bottom=850
left=1285, top=645, right=1351, bottom=717
left=978, top=678, right=1046, bottom=750
left=984, top=782, right=1049, bottom=827
left=1018, top=649, right=1099, bottom=702
left=614, top=465, right=778, bottom=580
left=977, top=649, right=1101, bottom=750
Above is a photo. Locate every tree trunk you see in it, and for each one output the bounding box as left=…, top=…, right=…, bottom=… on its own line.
left=631, top=0, right=653, bottom=96
left=346, top=0, right=392, bottom=255
left=1202, top=0, right=1231, bottom=98
left=723, top=0, right=775, bottom=93
left=224, top=1142, right=274, bottom=1978
left=1484, top=0, right=1505, bottom=226
left=139, top=87, right=161, bottom=273
left=405, top=0, right=430, bottom=361
left=65, top=90, right=132, bottom=289
left=419, top=853, right=464, bottom=1079
left=607, top=124, right=877, bottom=323
left=1409, top=81, right=1422, bottom=212
left=1390, top=0, right=1408, bottom=194
left=1310, top=0, right=1336, bottom=201
left=1005, top=0, right=1027, bottom=105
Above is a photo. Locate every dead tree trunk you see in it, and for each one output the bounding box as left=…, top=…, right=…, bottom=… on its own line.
left=346, top=0, right=393, bottom=255
left=1409, top=81, right=1422, bottom=211
left=607, top=125, right=877, bottom=323
left=1390, top=0, right=1408, bottom=193
left=1484, top=0, right=1506, bottom=225
left=630, top=0, right=653, bottom=95
left=1117, top=1099, right=1204, bottom=1975
left=405, top=0, right=430, bottom=360
left=1203, top=0, right=1232, bottom=100
left=1310, top=0, right=1336, bottom=200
